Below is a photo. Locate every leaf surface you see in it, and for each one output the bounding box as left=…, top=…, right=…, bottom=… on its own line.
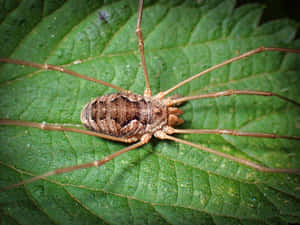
left=0, top=0, right=300, bottom=224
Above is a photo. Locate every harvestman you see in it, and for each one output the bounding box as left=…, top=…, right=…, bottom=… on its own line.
left=1, top=0, right=300, bottom=192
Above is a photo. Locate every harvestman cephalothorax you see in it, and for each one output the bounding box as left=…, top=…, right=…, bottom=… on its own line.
left=0, top=0, right=300, bottom=192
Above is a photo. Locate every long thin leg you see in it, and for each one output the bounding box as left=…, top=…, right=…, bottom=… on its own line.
left=159, top=47, right=300, bottom=98
left=0, top=58, right=127, bottom=93
left=0, top=133, right=152, bottom=192
left=0, top=119, right=138, bottom=143
left=154, top=131, right=300, bottom=174
left=169, top=127, right=300, bottom=140
left=136, top=0, right=152, bottom=96
left=167, top=89, right=300, bottom=106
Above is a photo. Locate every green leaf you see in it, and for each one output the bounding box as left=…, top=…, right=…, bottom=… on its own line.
left=1, top=0, right=299, bottom=224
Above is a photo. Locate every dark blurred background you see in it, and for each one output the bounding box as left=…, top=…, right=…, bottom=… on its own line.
left=237, top=0, right=300, bottom=22
left=237, top=0, right=299, bottom=38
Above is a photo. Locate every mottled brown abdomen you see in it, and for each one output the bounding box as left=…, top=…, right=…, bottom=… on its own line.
left=80, top=93, right=168, bottom=138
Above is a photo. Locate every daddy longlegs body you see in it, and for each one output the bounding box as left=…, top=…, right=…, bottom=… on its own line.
left=0, top=0, right=300, bottom=193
